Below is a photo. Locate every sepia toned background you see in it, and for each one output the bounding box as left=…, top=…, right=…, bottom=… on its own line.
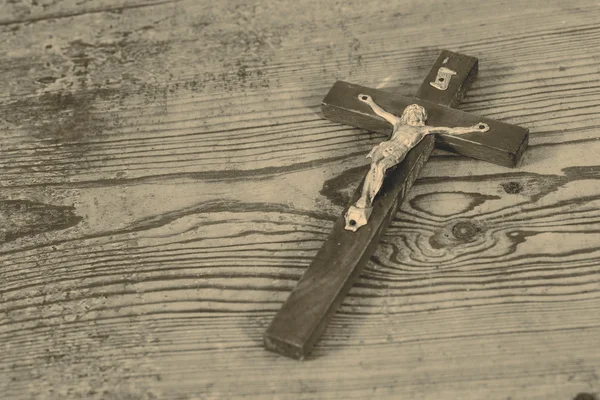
left=1, top=0, right=599, bottom=398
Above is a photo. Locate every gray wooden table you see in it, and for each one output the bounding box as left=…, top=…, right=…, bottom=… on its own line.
left=1, top=1, right=599, bottom=399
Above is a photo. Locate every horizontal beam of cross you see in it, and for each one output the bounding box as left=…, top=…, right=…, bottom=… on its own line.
left=322, top=81, right=529, bottom=168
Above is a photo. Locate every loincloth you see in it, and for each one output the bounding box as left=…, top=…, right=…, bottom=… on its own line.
left=367, top=140, right=410, bottom=165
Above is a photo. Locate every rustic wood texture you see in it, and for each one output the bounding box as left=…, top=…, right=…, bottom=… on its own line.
left=1, top=0, right=599, bottom=399
left=265, top=50, right=479, bottom=359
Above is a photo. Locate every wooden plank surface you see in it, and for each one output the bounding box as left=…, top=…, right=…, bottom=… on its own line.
left=1, top=0, right=600, bottom=399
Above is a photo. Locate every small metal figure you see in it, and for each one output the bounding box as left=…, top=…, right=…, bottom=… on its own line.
left=345, top=94, right=490, bottom=231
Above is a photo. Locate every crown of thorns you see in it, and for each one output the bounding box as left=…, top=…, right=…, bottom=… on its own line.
left=401, top=104, right=428, bottom=121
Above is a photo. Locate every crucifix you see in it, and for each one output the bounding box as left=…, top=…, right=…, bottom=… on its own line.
left=264, top=50, right=529, bottom=359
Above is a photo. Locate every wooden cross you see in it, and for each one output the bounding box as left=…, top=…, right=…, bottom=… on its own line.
left=264, top=50, right=529, bottom=359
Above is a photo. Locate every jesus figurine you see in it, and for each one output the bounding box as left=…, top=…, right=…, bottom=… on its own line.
left=345, top=94, right=490, bottom=231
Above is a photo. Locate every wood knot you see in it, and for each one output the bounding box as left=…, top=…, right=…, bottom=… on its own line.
left=429, top=219, right=484, bottom=249
left=502, top=181, right=523, bottom=194
left=574, top=393, right=597, bottom=400
left=452, top=221, right=479, bottom=241
left=0, top=199, right=82, bottom=244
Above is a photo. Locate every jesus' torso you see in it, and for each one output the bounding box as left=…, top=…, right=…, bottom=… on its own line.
left=368, top=125, right=428, bottom=163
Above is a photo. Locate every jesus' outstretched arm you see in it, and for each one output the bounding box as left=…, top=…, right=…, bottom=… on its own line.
left=425, top=122, right=490, bottom=135
left=358, top=94, right=401, bottom=127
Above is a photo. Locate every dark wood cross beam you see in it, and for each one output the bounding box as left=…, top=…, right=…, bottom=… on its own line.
left=264, top=50, right=529, bottom=359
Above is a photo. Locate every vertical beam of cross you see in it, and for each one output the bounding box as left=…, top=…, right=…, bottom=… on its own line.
left=264, top=51, right=527, bottom=359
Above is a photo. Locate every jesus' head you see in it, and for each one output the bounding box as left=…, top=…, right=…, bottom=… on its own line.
left=400, top=104, right=427, bottom=126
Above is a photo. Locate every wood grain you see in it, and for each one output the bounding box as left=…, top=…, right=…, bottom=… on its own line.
left=1, top=0, right=599, bottom=399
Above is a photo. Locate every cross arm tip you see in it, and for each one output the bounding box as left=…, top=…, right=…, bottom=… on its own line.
left=263, top=330, right=307, bottom=360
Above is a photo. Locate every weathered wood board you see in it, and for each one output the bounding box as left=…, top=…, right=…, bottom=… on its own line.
left=1, top=0, right=599, bottom=399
